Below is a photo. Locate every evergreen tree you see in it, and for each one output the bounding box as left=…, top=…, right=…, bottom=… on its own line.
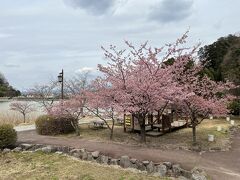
left=0, top=72, right=20, bottom=97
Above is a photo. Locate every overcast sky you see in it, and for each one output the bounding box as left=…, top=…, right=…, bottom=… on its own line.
left=0, top=0, right=239, bottom=90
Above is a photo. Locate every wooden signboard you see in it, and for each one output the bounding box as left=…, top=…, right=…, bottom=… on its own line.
left=125, top=115, right=132, bottom=127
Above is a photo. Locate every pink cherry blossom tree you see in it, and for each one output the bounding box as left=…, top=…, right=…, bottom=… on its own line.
left=96, top=32, right=234, bottom=143
left=96, top=34, right=191, bottom=143
left=85, top=78, right=119, bottom=140
left=10, top=101, right=36, bottom=123
left=49, top=95, right=85, bottom=136
left=172, top=56, right=234, bottom=145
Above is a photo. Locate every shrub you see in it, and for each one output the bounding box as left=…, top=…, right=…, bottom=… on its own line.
left=35, top=115, right=75, bottom=135
left=0, top=124, right=17, bottom=149
left=228, top=99, right=240, bottom=115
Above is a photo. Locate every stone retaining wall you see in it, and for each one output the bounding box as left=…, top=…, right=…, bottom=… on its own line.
left=1, top=143, right=208, bottom=180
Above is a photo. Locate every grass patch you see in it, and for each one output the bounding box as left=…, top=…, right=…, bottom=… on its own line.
left=65, top=118, right=240, bottom=150
left=0, top=152, right=164, bottom=180
left=0, top=112, right=38, bottom=126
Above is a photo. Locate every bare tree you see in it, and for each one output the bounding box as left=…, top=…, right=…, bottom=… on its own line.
left=28, top=82, right=58, bottom=112
left=64, top=72, right=91, bottom=114
left=64, top=72, right=90, bottom=96
left=10, top=101, right=36, bottom=123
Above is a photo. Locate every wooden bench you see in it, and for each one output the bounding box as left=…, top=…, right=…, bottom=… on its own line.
left=92, top=120, right=104, bottom=128
left=116, top=118, right=124, bottom=125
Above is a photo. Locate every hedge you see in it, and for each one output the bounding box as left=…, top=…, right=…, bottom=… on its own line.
left=35, top=115, right=75, bottom=135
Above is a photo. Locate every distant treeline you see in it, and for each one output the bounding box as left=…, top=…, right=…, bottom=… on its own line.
left=0, top=72, right=21, bottom=97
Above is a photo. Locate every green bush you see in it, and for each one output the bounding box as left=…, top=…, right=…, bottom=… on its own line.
left=35, top=115, right=75, bottom=135
left=0, top=124, right=17, bottom=149
left=228, top=99, right=240, bottom=115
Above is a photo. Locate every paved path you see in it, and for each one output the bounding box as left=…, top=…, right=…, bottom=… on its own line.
left=17, top=129, right=240, bottom=180
left=14, top=124, right=36, bottom=132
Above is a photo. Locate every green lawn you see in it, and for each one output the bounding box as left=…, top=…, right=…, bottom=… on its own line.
left=0, top=152, right=165, bottom=180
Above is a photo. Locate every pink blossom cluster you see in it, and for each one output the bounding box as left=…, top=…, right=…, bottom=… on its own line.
left=49, top=95, right=85, bottom=120
left=50, top=32, right=235, bottom=125
left=89, top=32, right=234, bottom=122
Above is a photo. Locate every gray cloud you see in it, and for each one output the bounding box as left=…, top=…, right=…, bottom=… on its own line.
left=4, top=63, right=20, bottom=68
left=64, top=0, right=116, bottom=15
left=0, top=0, right=240, bottom=90
left=0, top=33, right=13, bottom=38
left=213, top=20, right=222, bottom=29
left=149, top=0, right=193, bottom=23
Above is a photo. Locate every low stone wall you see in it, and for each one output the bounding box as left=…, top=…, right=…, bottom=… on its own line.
left=1, top=143, right=208, bottom=180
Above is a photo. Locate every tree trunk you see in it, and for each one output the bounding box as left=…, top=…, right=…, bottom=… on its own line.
left=72, top=119, right=80, bottom=136
left=109, top=119, right=115, bottom=140
left=110, top=128, right=113, bottom=140
left=75, top=125, right=80, bottom=136
left=96, top=108, right=99, bottom=116
left=138, top=114, right=146, bottom=143
left=23, top=113, right=26, bottom=123
left=192, top=125, right=197, bottom=145
left=140, top=124, right=146, bottom=143
left=123, top=113, right=126, bottom=132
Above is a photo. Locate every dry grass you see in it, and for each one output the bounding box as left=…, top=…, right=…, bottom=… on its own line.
left=0, top=112, right=41, bottom=126
left=0, top=152, right=166, bottom=180
left=0, top=101, right=44, bottom=126
left=66, top=118, right=240, bottom=150
left=0, top=111, right=98, bottom=126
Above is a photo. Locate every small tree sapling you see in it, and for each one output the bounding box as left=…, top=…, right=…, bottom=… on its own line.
left=10, top=101, right=36, bottom=123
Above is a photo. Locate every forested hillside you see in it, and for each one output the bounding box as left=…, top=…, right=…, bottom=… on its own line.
left=199, top=34, right=240, bottom=85
left=0, top=72, right=20, bottom=97
left=199, top=34, right=240, bottom=115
